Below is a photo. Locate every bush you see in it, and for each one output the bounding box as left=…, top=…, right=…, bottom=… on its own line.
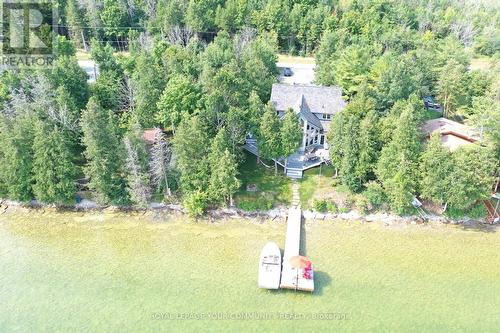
left=331, top=178, right=341, bottom=187
left=326, top=201, right=338, bottom=213
left=183, top=190, right=209, bottom=217
left=445, top=203, right=489, bottom=220
left=356, top=196, right=371, bottom=214
left=467, top=203, right=488, bottom=219
left=313, top=199, right=328, bottom=213
left=339, top=206, right=350, bottom=213
left=364, top=181, right=387, bottom=209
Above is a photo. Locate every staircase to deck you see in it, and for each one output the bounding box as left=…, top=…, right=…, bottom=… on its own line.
left=286, top=169, right=303, bottom=179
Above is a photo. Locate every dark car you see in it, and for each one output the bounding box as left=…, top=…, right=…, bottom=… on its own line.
left=423, top=96, right=442, bottom=111
left=283, top=67, right=293, bottom=77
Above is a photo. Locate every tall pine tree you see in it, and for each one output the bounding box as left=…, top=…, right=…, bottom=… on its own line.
left=32, top=120, right=77, bottom=204
left=81, top=97, right=127, bottom=204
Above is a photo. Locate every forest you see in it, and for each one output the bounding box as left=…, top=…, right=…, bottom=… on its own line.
left=0, top=0, right=498, bottom=217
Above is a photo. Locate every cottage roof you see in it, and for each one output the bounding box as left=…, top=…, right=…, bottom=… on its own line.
left=291, top=94, right=323, bottom=129
left=271, top=84, right=347, bottom=116
left=422, top=118, right=478, bottom=151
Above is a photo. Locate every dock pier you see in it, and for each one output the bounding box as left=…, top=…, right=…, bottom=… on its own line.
left=279, top=207, right=314, bottom=292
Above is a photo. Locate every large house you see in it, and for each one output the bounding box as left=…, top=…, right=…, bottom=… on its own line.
left=272, top=83, right=347, bottom=151
left=245, top=83, right=347, bottom=178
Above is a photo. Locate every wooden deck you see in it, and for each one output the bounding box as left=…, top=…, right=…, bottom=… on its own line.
left=279, top=207, right=314, bottom=292
left=243, top=139, right=326, bottom=179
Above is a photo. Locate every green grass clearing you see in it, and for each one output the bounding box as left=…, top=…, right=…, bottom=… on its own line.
left=235, top=152, right=291, bottom=211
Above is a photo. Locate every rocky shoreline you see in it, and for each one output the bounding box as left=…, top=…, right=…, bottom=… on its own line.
left=0, top=198, right=491, bottom=227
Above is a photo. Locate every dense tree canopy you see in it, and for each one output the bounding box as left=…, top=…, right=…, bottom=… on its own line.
left=0, top=0, right=496, bottom=220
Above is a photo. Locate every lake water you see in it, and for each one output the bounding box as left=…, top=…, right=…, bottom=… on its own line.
left=1, top=210, right=499, bottom=332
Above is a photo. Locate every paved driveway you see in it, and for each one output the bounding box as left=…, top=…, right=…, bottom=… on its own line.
left=78, top=60, right=99, bottom=83
left=277, top=62, right=316, bottom=85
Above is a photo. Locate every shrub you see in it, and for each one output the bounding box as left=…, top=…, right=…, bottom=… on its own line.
left=445, top=203, right=488, bottom=220
left=364, top=181, right=387, bottom=209
left=331, top=178, right=342, bottom=187
left=467, top=203, right=488, bottom=219
left=339, top=206, right=350, bottom=213
left=326, top=201, right=338, bottom=213
left=183, top=190, right=209, bottom=217
left=313, top=199, right=328, bottom=213
left=356, top=196, right=371, bottom=214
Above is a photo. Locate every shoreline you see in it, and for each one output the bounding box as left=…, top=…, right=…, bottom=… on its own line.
left=0, top=198, right=492, bottom=228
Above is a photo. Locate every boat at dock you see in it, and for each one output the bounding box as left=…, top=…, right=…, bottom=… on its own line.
left=258, top=242, right=282, bottom=289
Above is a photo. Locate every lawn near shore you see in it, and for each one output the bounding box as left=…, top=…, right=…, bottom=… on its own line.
left=1, top=210, right=499, bottom=332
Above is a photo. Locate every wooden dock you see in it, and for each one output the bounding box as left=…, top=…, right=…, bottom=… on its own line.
left=280, top=207, right=314, bottom=292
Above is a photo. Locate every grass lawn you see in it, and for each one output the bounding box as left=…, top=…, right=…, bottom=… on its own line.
left=299, top=165, right=338, bottom=209
left=423, top=108, right=443, bottom=120
left=234, top=152, right=292, bottom=211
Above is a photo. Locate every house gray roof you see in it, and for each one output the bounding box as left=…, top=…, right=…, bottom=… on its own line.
left=271, top=84, right=347, bottom=116
left=291, top=94, right=323, bottom=129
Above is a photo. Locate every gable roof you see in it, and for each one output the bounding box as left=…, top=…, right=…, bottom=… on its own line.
left=291, top=94, right=323, bottom=129
left=271, top=84, right=347, bottom=115
left=422, top=118, right=478, bottom=151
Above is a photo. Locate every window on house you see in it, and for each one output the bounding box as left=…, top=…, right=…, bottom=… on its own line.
left=322, top=114, right=332, bottom=120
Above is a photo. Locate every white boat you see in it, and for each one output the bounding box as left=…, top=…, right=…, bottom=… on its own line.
left=258, top=242, right=282, bottom=289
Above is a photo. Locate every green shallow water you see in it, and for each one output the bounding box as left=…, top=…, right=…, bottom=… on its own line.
left=1, top=210, right=500, bottom=332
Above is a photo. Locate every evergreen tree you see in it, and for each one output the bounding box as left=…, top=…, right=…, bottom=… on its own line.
left=65, top=0, right=86, bottom=48
left=339, top=115, right=362, bottom=192
left=172, top=115, right=210, bottom=193
left=357, top=110, right=381, bottom=185
left=246, top=91, right=265, bottom=136
left=376, top=103, right=422, bottom=214
left=208, top=128, right=231, bottom=167
left=132, top=52, right=167, bottom=127
left=81, top=98, right=127, bottom=204
left=209, top=148, right=240, bottom=206
left=32, top=121, right=77, bottom=204
left=327, top=112, right=346, bottom=177
left=258, top=104, right=282, bottom=174
left=419, top=133, right=454, bottom=209
left=447, top=145, right=495, bottom=210
left=280, top=109, right=302, bottom=172
left=437, top=59, right=466, bottom=118
left=0, top=114, right=35, bottom=201
left=50, top=56, right=90, bottom=110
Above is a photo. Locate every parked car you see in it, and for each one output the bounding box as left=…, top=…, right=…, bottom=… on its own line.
left=283, top=67, right=293, bottom=77
left=423, top=96, right=442, bottom=111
